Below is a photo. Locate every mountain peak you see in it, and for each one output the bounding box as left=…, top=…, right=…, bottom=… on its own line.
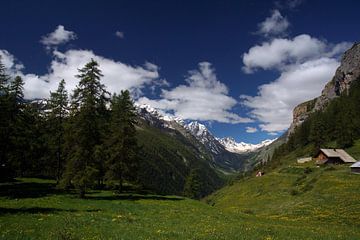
left=218, top=137, right=276, bottom=153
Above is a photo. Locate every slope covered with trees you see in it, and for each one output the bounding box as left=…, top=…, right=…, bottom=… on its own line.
left=270, top=77, right=360, bottom=166
left=0, top=57, right=224, bottom=198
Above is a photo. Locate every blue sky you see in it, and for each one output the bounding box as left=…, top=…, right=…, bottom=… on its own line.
left=0, top=0, right=359, bottom=143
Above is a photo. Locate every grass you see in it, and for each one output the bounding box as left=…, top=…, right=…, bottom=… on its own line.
left=207, top=146, right=360, bottom=240
left=1, top=144, right=360, bottom=239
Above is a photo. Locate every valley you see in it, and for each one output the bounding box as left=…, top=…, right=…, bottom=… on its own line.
left=1, top=2, right=360, bottom=239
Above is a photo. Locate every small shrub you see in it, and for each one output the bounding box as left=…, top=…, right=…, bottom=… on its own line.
left=290, top=189, right=299, bottom=196
left=304, top=167, right=313, bottom=174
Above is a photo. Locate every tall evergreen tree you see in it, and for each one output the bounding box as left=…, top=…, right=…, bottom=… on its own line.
left=309, top=114, right=326, bottom=150
left=48, top=79, right=68, bottom=182
left=0, top=57, right=12, bottom=180
left=0, top=56, right=10, bottom=94
left=105, top=90, right=139, bottom=192
left=62, top=59, right=109, bottom=197
left=7, top=76, right=27, bottom=176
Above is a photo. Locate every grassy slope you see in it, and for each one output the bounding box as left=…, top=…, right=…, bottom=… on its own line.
left=207, top=143, right=360, bottom=239
left=1, top=171, right=360, bottom=239
left=1, top=143, right=360, bottom=239
left=135, top=124, right=224, bottom=196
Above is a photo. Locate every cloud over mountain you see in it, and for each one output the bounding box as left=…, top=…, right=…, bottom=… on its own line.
left=138, top=62, right=252, bottom=124
left=241, top=34, right=352, bottom=133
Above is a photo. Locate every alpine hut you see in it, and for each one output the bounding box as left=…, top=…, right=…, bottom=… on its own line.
left=315, top=149, right=356, bottom=165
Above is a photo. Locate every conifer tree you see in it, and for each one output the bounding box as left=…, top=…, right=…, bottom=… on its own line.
left=62, top=59, right=109, bottom=197
left=7, top=76, right=27, bottom=176
left=48, top=79, right=68, bottom=182
left=0, top=57, right=12, bottom=180
left=309, top=114, right=326, bottom=149
left=105, top=90, right=139, bottom=192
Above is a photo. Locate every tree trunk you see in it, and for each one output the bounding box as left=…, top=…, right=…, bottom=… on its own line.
left=79, top=186, right=85, bottom=198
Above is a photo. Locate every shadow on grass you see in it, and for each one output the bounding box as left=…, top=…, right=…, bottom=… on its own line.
left=0, top=181, right=66, bottom=199
left=0, top=207, right=101, bottom=215
left=85, top=194, right=184, bottom=201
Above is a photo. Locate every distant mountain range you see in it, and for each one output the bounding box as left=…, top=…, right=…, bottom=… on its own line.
left=136, top=103, right=275, bottom=154
left=136, top=104, right=276, bottom=170
left=218, top=137, right=276, bottom=153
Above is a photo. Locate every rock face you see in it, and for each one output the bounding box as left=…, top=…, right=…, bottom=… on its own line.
left=288, top=42, right=360, bottom=136
left=314, top=43, right=360, bottom=111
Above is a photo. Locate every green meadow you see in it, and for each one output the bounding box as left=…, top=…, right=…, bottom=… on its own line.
left=1, top=157, right=360, bottom=240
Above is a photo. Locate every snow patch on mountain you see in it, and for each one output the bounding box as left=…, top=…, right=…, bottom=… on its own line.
left=135, top=103, right=184, bottom=128
left=218, top=137, right=276, bottom=153
left=136, top=103, right=276, bottom=154
left=184, top=121, right=223, bottom=154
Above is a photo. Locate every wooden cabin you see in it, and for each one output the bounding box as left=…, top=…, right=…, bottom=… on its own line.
left=315, top=149, right=356, bottom=165
left=350, top=162, right=360, bottom=174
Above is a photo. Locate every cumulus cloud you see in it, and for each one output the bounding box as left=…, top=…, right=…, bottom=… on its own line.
left=40, top=25, right=77, bottom=49
left=1, top=49, right=163, bottom=99
left=245, top=127, right=258, bottom=133
left=0, top=50, right=24, bottom=75
left=257, top=10, right=289, bottom=37
left=115, top=31, right=125, bottom=39
left=242, top=57, right=345, bottom=132
left=242, top=34, right=346, bottom=73
left=138, top=62, right=252, bottom=124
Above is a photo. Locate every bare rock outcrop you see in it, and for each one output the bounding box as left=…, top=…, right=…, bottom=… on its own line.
left=288, top=42, right=360, bottom=136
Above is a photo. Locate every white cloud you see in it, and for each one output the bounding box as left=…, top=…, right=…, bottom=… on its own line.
left=242, top=34, right=343, bottom=73
left=138, top=62, right=252, bottom=124
left=40, top=25, right=77, bottom=49
left=242, top=57, right=342, bottom=132
left=245, top=127, right=258, bottom=133
left=1, top=49, right=163, bottom=99
left=257, top=10, right=289, bottom=37
left=0, top=49, right=24, bottom=75
left=115, top=31, right=124, bottom=39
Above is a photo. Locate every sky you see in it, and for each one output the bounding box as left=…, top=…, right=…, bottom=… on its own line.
left=0, top=0, right=359, bottom=144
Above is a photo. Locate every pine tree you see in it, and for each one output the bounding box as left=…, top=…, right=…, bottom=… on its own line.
left=48, top=79, right=68, bottom=182
left=105, top=90, right=139, bottom=192
left=309, top=114, right=326, bottom=149
left=0, top=57, right=12, bottom=180
left=184, top=168, right=203, bottom=199
left=62, top=59, right=109, bottom=198
left=0, top=56, right=10, bottom=94
left=7, top=76, right=27, bottom=176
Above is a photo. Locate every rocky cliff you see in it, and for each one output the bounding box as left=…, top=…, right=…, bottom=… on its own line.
left=289, top=42, right=360, bottom=135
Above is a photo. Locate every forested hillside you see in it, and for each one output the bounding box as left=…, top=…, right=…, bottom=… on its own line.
left=270, top=77, right=360, bottom=167
left=0, top=57, right=224, bottom=199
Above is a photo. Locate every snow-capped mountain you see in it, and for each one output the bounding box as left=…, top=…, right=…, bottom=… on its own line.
left=184, top=121, right=223, bottom=154
left=218, top=137, right=276, bottom=153
left=135, top=103, right=184, bottom=129
left=135, top=104, right=273, bottom=172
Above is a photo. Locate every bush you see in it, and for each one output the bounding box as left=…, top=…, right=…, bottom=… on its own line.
left=304, top=167, right=313, bottom=174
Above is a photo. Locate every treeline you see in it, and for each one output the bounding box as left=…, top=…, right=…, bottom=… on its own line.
left=272, top=78, right=360, bottom=164
left=0, top=59, right=139, bottom=197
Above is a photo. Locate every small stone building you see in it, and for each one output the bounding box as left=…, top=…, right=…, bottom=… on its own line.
left=315, top=149, right=356, bottom=164
left=297, top=157, right=312, bottom=164
left=350, top=162, right=360, bottom=174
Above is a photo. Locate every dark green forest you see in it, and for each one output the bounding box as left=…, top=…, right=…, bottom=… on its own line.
left=270, top=77, right=360, bottom=167
left=0, top=57, right=223, bottom=199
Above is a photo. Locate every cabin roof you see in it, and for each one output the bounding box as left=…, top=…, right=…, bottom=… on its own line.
left=350, top=161, right=360, bottom=168
left=319, top=149, right=356, bottom=163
